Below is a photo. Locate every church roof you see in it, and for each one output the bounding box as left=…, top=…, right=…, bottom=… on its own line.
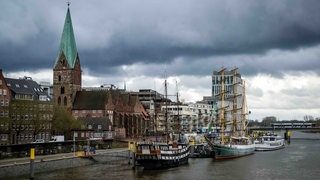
left=55, top=7, right=78, bottom=68
left=73, top=91, right=107, bottom=110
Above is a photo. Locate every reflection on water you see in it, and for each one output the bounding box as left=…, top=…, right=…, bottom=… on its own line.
left=24, top=131, right=320, bottom=180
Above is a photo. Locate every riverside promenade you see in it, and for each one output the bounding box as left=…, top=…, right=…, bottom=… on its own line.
left=0, top=148, right=128, bottom=178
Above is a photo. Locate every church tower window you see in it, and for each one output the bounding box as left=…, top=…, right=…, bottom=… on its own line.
left=58, top=96, right=61, bottom=105
left=61, top=87, right=65, bottom=94
left=64, top=97, right=67, bottom=106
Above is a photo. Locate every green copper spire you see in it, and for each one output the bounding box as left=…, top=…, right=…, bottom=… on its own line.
left=55, top=6, right=78, bottom=68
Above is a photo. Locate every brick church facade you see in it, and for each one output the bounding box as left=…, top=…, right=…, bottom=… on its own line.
left=53, top=4, right=149, bottom=139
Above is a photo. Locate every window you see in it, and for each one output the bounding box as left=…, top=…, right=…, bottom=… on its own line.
left=0, top=80, right=2, bottom=85
left=3, top=90, right=6, bottom=95
left=61, top=87, right=65, bottom=94
left=0, top=89, right=2, bottom=95
left=24, top=85, right=28, bottom=88
left=15, top=84, right=20, bottom=88
left=64, top=97, right=67, bottom=106
left=58, top=96, right=61, bottom=105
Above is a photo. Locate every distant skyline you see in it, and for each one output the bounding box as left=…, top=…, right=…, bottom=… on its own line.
left=1, top=0, right=320, bottom=121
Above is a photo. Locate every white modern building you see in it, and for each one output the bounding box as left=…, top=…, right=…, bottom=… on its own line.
left=211, top=68, right=247, bottom=133
left=156, top=102, right=213, bottom=133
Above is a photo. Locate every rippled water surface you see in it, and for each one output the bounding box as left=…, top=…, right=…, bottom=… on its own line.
left=27, top=131, right=320, bottom=180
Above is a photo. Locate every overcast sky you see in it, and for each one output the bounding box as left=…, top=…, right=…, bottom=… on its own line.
left=1, top=0, right=320, bottom=121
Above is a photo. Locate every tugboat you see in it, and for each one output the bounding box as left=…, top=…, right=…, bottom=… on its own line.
left=135, top=80, right=190, bottom=169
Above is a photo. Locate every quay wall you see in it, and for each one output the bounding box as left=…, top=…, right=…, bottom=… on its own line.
left=0, top=150, right=129, bottom=178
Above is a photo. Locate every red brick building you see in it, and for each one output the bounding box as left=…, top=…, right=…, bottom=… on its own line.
left=72, top=90, right=149, bottom=139
left=0, top=69, right=10, bottom=145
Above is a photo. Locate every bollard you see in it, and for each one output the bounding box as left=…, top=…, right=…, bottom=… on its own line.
left=30, top=148, right=35, bottom=180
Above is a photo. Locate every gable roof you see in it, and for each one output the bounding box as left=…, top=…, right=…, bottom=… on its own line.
left=5, top=77, right=51, bottom=101
left=55, top=7, right=78, bottom=68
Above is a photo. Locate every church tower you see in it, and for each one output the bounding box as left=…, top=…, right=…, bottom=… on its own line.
left=53, top=3, right=81, bottom=110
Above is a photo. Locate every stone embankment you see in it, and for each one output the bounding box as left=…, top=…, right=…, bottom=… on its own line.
left=0, top=148, right=128, bottom=178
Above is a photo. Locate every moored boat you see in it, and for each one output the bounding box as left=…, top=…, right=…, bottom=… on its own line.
left=205, top=67, right=255, bottom=159
left=254, top=135, right=285, bottom=151
left=212, top=136, right=255, bottom=159
left=135, top=142, right=190, bottom=169
left=135, top=79, right=190, bottom=169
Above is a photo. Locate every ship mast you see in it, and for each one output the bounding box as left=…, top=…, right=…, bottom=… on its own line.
left=233, top=67, right=238, bottom=137
left=176, top=81, right=181, bottom=141
left=242, top=80, right=247, bottom=137
left=220, top=68, right=225, bottom=145
left=165, top=79, right=169, bottom=143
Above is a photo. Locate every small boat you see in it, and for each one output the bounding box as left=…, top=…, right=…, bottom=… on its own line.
left=212, top=136, right=255, bottom=159
left=254, top=135, right=285, bottom=151
left=192, top=143, right=213, bottom=158
left=135, top=142, right=190, bottom=169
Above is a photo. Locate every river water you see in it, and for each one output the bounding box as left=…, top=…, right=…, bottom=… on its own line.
left=26, top=131, right=320, bottom=180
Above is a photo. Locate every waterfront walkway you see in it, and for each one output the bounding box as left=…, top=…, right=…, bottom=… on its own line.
left=0, top=148, right=127, bottom=167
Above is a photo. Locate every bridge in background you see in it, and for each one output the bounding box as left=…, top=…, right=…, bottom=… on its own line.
left=249, top=122, right=319, bottom=131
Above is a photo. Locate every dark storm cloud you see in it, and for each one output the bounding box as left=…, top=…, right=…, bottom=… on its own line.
left=1, top=0, right=320, bottom=76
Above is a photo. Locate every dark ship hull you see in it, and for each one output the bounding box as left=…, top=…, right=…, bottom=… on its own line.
left=135, top=142, right=190, bottom=170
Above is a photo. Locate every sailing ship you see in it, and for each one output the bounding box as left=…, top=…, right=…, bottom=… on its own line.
left=206, top=67, right=255, bottom=159
left=135, top=80, right=190, bottom=169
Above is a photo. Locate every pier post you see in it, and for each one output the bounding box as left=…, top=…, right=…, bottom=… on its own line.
left=190, top=138, right=195, bottom=158
left=284, top=129, right=288, bottom=140
left=128, top=141, right=131, bottom=165
left=131, top=142, right=136, bottom=169
left=30, top=148, right=35, bottom=180
left=287, top=131, right=291, bottom=144
left=132, top=151, right=136, bottom=169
